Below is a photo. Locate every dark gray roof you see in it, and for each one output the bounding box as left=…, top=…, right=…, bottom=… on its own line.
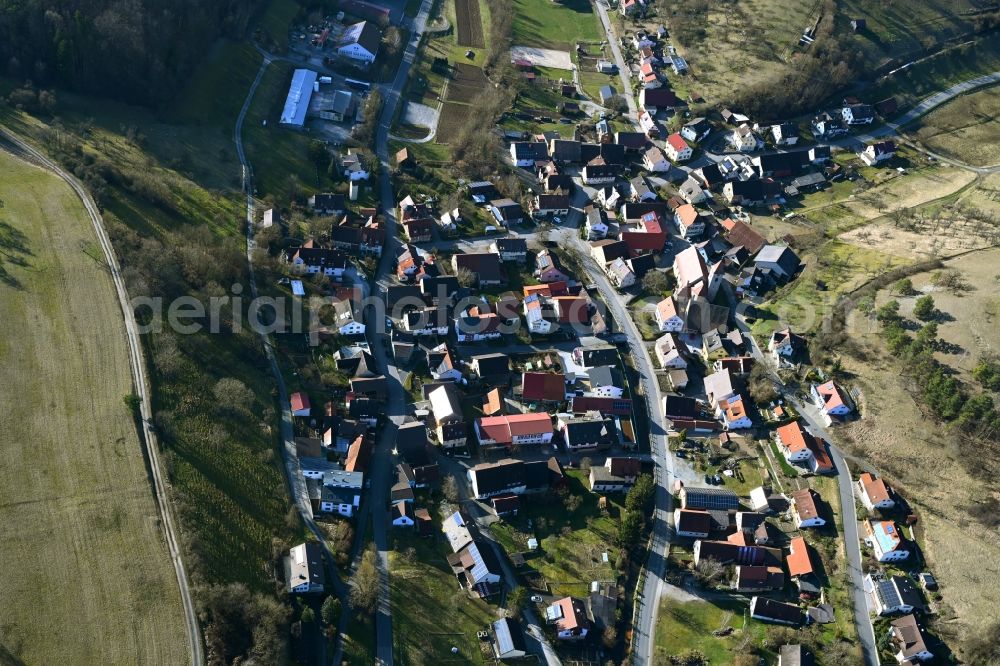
left=682, top=486, right=740, bottom=510
left=778, top=644, right=816, bottom=666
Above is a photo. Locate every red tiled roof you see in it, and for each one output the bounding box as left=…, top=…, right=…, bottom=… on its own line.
left=666, top=133, right=689, bottom=152
left=506, top=412, right=553, bottom=436
left=776, top=421, right=811, bottom=453
left=290, top=392, right=310, bottom=412
left=786, top=536, right=813, bottom=576
left=859, top=473, right=891, bottom=504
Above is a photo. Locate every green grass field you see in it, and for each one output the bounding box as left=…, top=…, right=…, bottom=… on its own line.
left=906, top=86, right=1000, bottom=167
left=0, top=149, right=189, bottom=665
left=390, top=526, right=496, bottom=665
left=653, top=598, right=772, bottom=663
left=512, top=0, right=602, bottom=50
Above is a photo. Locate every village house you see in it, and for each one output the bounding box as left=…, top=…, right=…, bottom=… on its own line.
left=606, top=257, right=636, bottom=288
left=775, top=421, right=834, bottom=474
left=770, top=122, right=799, bottom=146
left=858, top=473, right=896, bottom=511
left=470, top=353, right=510, bottom=386
left=523, top=295, right=553, bottom=334
left=638, top=87, right=680, bottom=113
left=289, top=245, right=348, bottom=277
left=728, top=124, right=760, bottom=152
left=510, top=141, right=548, bottom=167
left=654, top=333, right=687, bottom=370
left=790, top=488, right=826, bottom=528
left=535, top=249, right=571, bottom=283
left=786, top=536, right=815, bottom=579
left=679, top=176, right=707, bottom=203
left=521, top=371, right=566, bottom=403
left=867, top=574, right=925, bottom=616
left=589, top=457, right=641, bottom=492
left=474, top=413, right=554, bottom=448
left=769, top=328, right=807, bottom=365
left=586, top=207, right=609, bottom=240
left=681, top=117, right=711, bottom=143
left=679, top=486, right=740, bottom=511
left=673, top=203, right=705, bottom=239
left=638, top=111, right=660, bottom=138
left=290, top=391, right=311, bottom=417
left=643, top=145, right=671, bottom=172
left=442, top=512, right=503, bottom=594
left=716, top=394, right=753, bottom=430
left=492, top=618, right=527, bottom=660
left=453, top=252, right=504, bottom=287
left=489, top=198, right=525, bottom=226
left=692, top=539, right=782, bottom=568
left=557, top=412, right=616, bottom=451
left=336, top=21, right=381, bottom=64
left=391, top=501, right=415, bottom=527
left=842, top=103, right=875, bottom=125
left=889, top=614, right=934, bottom=663
left=866, top=519, right=910, bottom=562
left=811, top=380, right=852, bottom=420
left=340, top=151, right=370, bottom=180
left=403, top=307, right=449, bottom=336
left=582, top=161, right=617, bottom=185
left=750, top=597, right=804, bottom=626
left=664, top=133, right=693, bottom=162
left=673, top=508, right=712, bottom=538
left=860, top=140, right=896, bottom=166
left=547, top=597, right=591, bottom=640
left=490, top=237, right=528, bottom=263
left=722, top=179, right=765, bottom=206
left=533, top=194, right=571, bottom=218
left=811, top=111, right=847, bottom=138
left=654, top=296, right=684, bottom=332
left=285, top=542, right=325, bottom=594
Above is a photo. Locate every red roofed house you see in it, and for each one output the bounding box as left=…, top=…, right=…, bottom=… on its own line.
left=553, top=296, right=590, bottom=324
left=474, top=413, right=554, bottom=447
left=291, top=392, right=311, bottom=417
left=775, top=421, right=833, bottom=474
left=790, top=488, right=826, bottom=528
left=521, top=372, right=567, bottom=403
left=785, top=536, right=814, bottom=577
left=673, top=203, right=705, bottom=239
left=720, top=217, right=766, bottom=255
left=655, top=295, right=684, bottom=332
left=548, top=597, right=591, bottom=640
left=811, top=380, right=852, bottom=421
left=858, top=473, right=896, bottom=511
left=664, top=133, right=693, bottom=162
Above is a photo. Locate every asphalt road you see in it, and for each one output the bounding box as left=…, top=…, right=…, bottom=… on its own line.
left=0, top=130, right=205, bottom=665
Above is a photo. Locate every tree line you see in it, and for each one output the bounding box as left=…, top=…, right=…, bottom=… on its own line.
left=0, top=0, right=263, bottom=104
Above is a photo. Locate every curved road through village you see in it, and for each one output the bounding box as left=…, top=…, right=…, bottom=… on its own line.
left=0, top=129, right=204, bottom=666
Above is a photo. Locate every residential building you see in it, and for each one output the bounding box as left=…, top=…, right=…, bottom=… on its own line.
left=679, top=176, right=707, bottom=203
left=570, top=395, right=633, bottom=416
left=768, top=327, right=806, bottom=365
left=654, top=333, right=687, bottom=369
left=654, top=296, right=684, bottom=332
left=716, top=394, right=753, bottom=430
left=523, top=295, right=553, bottom=334
left=771, top=122, right=799, bottom=146
left=490, top=237, right=529, bottom=263
left=866, top=520, right=910, bottom=562
left=733, top=565, right=785, bottom=593
left=811, top=380, right=852, bottom=418
left=728, top=124, right=759, bottom=152
left=510, top=141, right=549, bottom=167
left=289, top=246, right=348, bottom=277
left=638, top=87, right=680, bottom=113
left=547, top=597, right=591, bottom=640
left=490, top=198, right=526, bottom=225
left=558, top=412, right=616, bottom=451
left=842, top=103, right=875, bottom=125
left=858, top=473, right=896, bottom=511
left=589, top=457, right=641, bottom=492
left=585, top=207, right=609, bottom=240
left=586, top=366, right=624, bottom=398
left=606, top=257, right=636, bottom=288
left=521, top=371, right=566, bottom=403
left=392, top=501, right=415, bottom=527
left=860, top=140, right=896, bottom=165
left=693, top=539, right=782, bottom=567
left=470, top=353, right=510, bottom=386
left=786, top=536, right=814, bottom=578
left=750, top=597, right=804, bottom=626
left=664, top=133, right=693, bottom=162
left=703, top=368, right=738, bottom=407
left=535, top=249, right=571, bottom=283
left=867, top=574, right=925, bottom=616
left=582, top=162, right=617, bottom=185
left=453, top=252, right=504, bottom=286
left=573, top=345, right=618, bottom=368
left=290, top=392, right=311, bottom=417
left=673, top=508, right=712, bottom=538
left=643, top=145, right=671, bottom=172
left=285, top=542, right=325, bottom=594
left=336, top=21, right=380, bottom=63
left=889, top=614, right=933, bottom=663
left=681, top=117, right=711, bottom=142
left=474, top=413, right=554, bottom=448
left=790, top=488, right=826, bottom=528
left=679, top=486, right=739, bottom=511
left=722, top=179, right=765, bottom=206
left=775, top=421, right=834, bottom=474
left=674, top=203, right=705, bottom=239
left=755, top=244, right=801, bottom=279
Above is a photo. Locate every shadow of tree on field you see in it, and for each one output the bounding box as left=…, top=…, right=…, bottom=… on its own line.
left=0, top=220, right=33, bottom=289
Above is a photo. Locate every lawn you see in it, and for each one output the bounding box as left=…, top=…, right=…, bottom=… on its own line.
left=390, top=524, right=496, bottom=665
left=905, top=86, right=1000, bottom=167
left=168, top=40, right=262, bottom=127
left=491, top=470, right=621, bottom=597
left=512, top=0, right=603, bottom=50
left=255, top=0, right=300, bottom=42
left=653, top=598, right=773, bottom=663
left=0, top=149, right=189, bottom=665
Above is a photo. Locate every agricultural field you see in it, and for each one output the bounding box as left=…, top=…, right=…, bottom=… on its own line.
left=454, top=0, right=485, bottom=48
left=837, top=250, right=1000, bottom=650
left=0, top=149, right=188, bottom=665
left=435, top=63, right=489, bottom=144
left=905, top=87, right=1000, bottom=167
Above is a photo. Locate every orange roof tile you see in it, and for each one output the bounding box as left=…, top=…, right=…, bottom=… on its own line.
left=786, top=536, right=813, bottom=577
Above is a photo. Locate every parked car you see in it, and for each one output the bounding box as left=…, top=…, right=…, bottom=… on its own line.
left=530, top=595, right=543, bottom=603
